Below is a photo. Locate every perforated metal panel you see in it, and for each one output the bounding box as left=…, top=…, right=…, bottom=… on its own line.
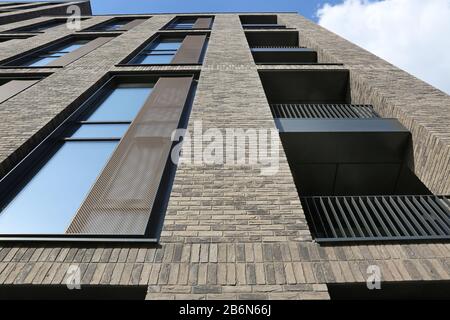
left=122, top=18, right=147, bottom=31
left=302, top=195, right=450, bottom=242
left=270, top=104, right=378, bottom=119
left=0, top=79, right=39, bottom=103
left=193, top=17, right=212, bottom=29
left=66, top=76, right=194, bottom=235
left=172, top=34, right=207, bottom=64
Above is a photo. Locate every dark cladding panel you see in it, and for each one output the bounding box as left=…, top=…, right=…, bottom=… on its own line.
left=122, top=18, right=147, bottom=31
left=259, top=70, right=350, bottom=104
left=0, top=79, right=39, bottom=103
left=66, top=76, right=194, bottom=235
left=171, top=34, right=206, bottom=64
left=193, top=17, right=212, bottom=29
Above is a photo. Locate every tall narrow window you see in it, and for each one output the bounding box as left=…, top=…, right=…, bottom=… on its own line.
left=99, top=19, right=133, bottom=31
left=4, top=37, right=113, bottom=67
left=24, top=40, right=90, bottom=67
left=9, top=19, right=66, bottom=33
left=165, top=17, right=213, bottom=30
left=0, top=84, right=153, bottom=234
left=130, top=38, right=183, bottom=64
left=167, top=18, right=196, bottom=29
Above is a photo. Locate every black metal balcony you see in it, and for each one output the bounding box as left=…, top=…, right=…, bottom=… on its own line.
left=302, top=195, right=450, bottom=242
left=245, top=31, right=299, bottom=48
left=270, top=104, right=379, bottom=119
left=252, top=47, right=318, bottom=64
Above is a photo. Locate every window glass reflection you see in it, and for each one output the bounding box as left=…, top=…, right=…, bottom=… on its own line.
left=71, top=124, right=130, bottom=138
left=86, top=86, right=152, bottom=121
left=0, top=141, right=117, bottom=234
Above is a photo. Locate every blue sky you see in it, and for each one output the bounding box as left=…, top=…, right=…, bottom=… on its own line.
left=91, top=0, right=338, bottom=22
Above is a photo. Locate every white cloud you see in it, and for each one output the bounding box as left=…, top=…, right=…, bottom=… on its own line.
left=317, top=0, right=450, bottom=95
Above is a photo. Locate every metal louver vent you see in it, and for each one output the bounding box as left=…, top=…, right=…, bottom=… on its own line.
left=270, top=104, right=379, bottom=119
left=302, top=195, right=450, bottom=242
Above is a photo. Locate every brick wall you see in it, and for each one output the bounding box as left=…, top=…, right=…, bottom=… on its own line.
left=279, top=13, right=450, bottom=195
left=0, top=12, right=449, bottom=300
left=0, top=1, right=92, bottom=25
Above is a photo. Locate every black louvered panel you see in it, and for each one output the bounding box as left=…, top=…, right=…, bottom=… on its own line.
left=302, top=195, right=450, bottom=242
left=270, top=104, right=379, bottom=119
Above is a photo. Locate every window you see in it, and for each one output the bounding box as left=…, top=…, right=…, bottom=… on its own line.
left=101, top=19, right=131, bottom=31
left=7, top=19, right=67, bottom=33
left=0, top=83, right=153, bottom=234
left=0, top=35, right=32, bottom=43
left=130, top=38, right=183, bottom=64
left=0, top=75, right=196, bottom=240
left=23, top=40, right=89, bottom=67
left=167, top=18, right=196, bottom=30
left=165, top=16, right=213, bottom=30
left=124, top=34, right=208, bottom=65
left=89, top=18, right=133, bottom=31
left=86, top=18, right=147, bottom=32
left=4, top=36, right=113, bottom=67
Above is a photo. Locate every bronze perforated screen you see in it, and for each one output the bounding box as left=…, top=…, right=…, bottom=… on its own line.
left=66, top=76, right=194, bottom=235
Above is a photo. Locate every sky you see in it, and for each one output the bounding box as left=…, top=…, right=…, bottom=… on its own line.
left=89, top=0, right=335, bottom=21
left=11, top=0, right=450, bottom=95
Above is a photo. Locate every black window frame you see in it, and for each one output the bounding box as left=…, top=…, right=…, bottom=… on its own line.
left=0, top=72, right=198, bottom=243
left=163, top=16, right=214, bottom=30
left=0, top=34, right=117, bottom=68
left=118, top=32, right=209, bottom=66
left=2, top=18, right=71, bottom=33
left=81, top=16, right=150, bottom=32
left=128, top=36, right=184, bottom=65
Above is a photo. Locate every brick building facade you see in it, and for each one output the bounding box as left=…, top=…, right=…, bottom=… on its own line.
left=0, top=1, right=449, bottom=299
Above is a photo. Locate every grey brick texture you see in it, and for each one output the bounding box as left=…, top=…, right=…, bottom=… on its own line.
left=0, top=9, right=448, bottom=300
